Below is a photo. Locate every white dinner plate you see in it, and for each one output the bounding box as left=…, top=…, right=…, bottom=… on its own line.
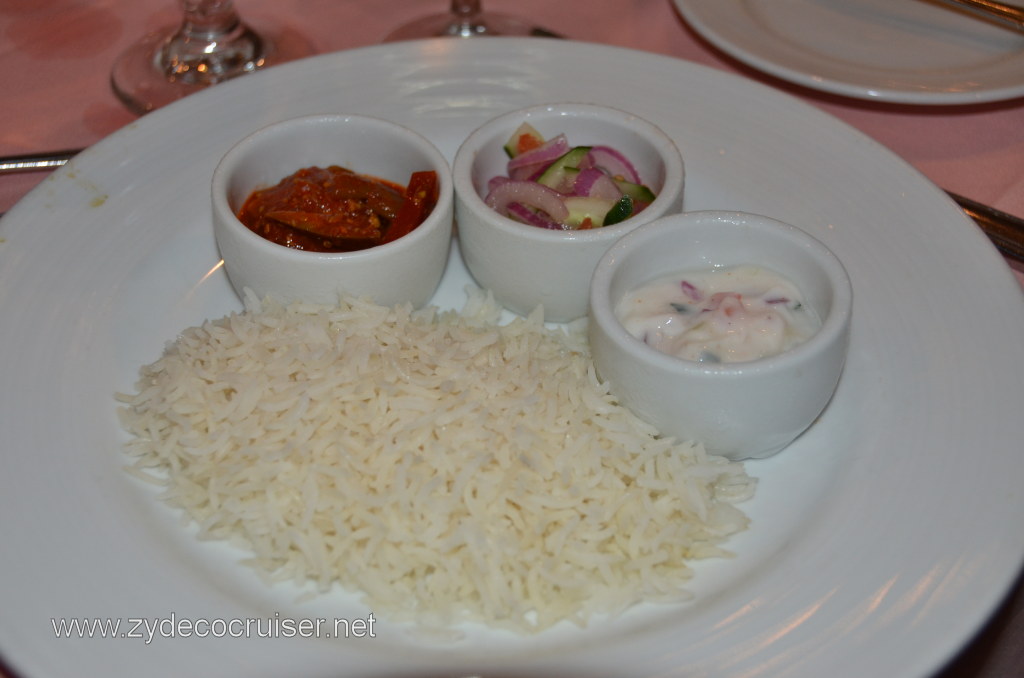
left=1, top=39, right=1023, bottom=678
left=674, top=0, right=1024, bottom=104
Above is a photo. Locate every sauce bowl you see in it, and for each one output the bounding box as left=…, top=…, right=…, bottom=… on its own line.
left=588, top=211, right=853, bottom=460
left=453, top=103, right=684, bottom=322
left=212, top=114, right=454, bottom=307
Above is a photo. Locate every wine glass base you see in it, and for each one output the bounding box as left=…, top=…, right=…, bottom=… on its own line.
left=384, top=11, right=550, bottom=40
left=110, top=21, right=315, bottom=115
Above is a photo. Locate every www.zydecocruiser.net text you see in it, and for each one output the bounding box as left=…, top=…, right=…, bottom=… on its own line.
left=51, top=613, right=376, bottom=644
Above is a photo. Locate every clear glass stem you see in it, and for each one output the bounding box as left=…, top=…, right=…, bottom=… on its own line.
left=447, top=0, right=486, bottom=36
left=451, top=0, right=482, bottom=16
left=384, top=0, right=557, bottom=41
left=161, top=0, right=266, bottom=86
left=111, top=0, right=315, bottom=114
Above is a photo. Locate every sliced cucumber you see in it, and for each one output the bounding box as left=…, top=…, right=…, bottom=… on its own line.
left=603, top=195, right=635, bottom=226
left=503, top=122, right=545, bottom=158
left=563, top=196, right=617, bottom=229
left=613, top=178, right=657, bottom=203
left=536, top=146, right=591, bottom=190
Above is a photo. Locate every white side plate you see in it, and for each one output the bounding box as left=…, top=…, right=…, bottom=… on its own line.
left=675, top=0, right=1024, bottom=104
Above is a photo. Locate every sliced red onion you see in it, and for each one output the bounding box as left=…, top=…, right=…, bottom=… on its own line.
left=573, top=168, right=622, bottom=200
left=680, top=280, right=703, bottom=301
left=484, top=180, right=569, bottom=223
left=508, top=160, right=550, bottom=182
left=507, top=203, right=563, bottom=230
left=488, top=175, right=511, bottom=193
left=507, top=134, right=570, bottom=172
left=584, top=146, right=642, bottom=184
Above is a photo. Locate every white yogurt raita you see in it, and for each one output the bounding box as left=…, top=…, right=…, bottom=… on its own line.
left=615, top=265, right=821, bottom=363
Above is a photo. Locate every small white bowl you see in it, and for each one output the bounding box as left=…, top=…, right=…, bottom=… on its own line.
left=588, top=211, right=853, bottom=460
left=453, top=103, right=684, bottom=322
left=212, top=114, right=453, bottom=307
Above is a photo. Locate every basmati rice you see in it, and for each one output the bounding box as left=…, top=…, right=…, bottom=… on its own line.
left=117, top=289, right=755, bottom=633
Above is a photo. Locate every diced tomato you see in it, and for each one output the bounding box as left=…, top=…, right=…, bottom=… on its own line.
left=516, top=134, right=543, bottom=155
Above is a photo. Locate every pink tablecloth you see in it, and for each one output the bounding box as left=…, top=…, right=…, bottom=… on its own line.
left=1, top=1, right=1022, bottom=676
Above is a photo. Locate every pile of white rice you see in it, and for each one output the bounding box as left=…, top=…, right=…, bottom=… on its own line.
left=118, top=289, right=755, bottom=633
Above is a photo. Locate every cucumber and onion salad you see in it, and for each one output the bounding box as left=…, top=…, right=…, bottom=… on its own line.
left=483, top=123, right=657, bottom=230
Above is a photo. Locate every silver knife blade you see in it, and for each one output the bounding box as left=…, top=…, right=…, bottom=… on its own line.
left=0, top=149, right=80, bottom=173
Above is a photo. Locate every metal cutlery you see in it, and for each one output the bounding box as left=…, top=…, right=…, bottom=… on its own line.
left=0, top=149, right=79, bottom=174
left=2, top=149, right=1023, bottom=262
left=946, top=190, right=1024, bottom=262
left=927, top=0, right=1024, bottom=33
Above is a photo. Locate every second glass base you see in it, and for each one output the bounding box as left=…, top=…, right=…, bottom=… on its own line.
left=384, top=11, right=552, bottom=40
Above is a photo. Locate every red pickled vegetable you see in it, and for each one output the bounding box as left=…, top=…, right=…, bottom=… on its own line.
left=237, top=166, right=437, bottom=252
left=381, top=170, right=439, bottom=244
